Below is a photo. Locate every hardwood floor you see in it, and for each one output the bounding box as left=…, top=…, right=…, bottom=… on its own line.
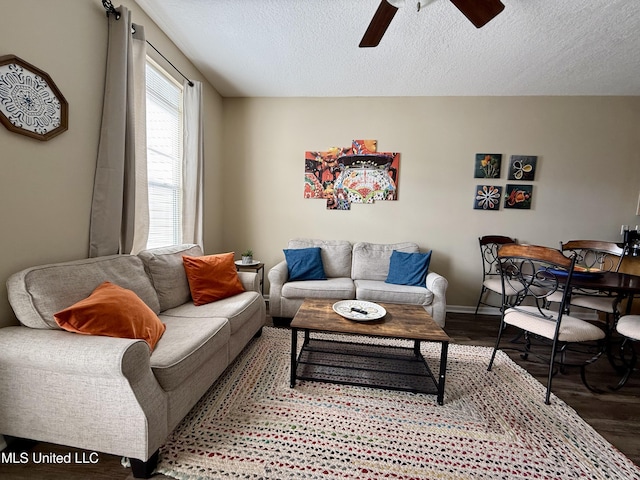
left=446, top=312, right=640, bottom=467
left=0, top=312, right=638, bottom=479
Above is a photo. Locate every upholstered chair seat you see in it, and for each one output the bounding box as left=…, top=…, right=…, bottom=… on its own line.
left=617, top=315, right=640, bottom=340
left=483, top=278, right=522, bottom=298
left=504, top=306, right=605, bottom=343
left=570, top=295, right=618, bottom=314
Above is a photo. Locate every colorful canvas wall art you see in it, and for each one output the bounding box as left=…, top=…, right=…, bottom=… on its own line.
left=508, top=155, right=537, bottom=180
left=504, top=184, right=533, bottom=209
left=304, top=140, right=400, bottom=210
left=474, top=185, right=502, bottom=210
left=474, top=154, right=502, bottom=179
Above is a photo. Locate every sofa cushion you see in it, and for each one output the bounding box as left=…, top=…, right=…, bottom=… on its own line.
left=151, top=315, right=229, bottom=391
left=287, top=239, right=352, bottom=278
left=283, top=247, right=326, bottom=281
left=386, top=250, right=432, bottom=287
left=7, top=255, right=161, bottom=330
left=282, top=277, right=356, bottom=300
left=351, top=242, right=419, bottom=281
left=160, top=291, right=263, bottom=335
left=54, top=281, right=166, bottom=351
left=138, top=244, right=203, bottom=311
left=355, top=279, right=434, bottom=306
left=182, top=253, right=245, bottom=305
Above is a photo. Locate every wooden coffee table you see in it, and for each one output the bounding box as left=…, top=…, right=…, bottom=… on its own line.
left=290, top=298, right=450, bottom=405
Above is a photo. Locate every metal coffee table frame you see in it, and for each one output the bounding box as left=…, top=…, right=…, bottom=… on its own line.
left=289, top=300, right=449, bottom=405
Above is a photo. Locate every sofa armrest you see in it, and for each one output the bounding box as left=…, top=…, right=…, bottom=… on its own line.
left=237, top=271, right=260, bottom=293
left=0, top=326, right=167, bottom=462
left=0, top=327, right=149, bottom=377
left=267, top=260, right=289, bottom=317
left=426, top=271, right=448, bottom=327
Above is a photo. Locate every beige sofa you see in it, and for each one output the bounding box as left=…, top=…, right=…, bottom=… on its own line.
left=268, top=239, right=448, bottom=327
left=0, top=244, right=265, bottom=478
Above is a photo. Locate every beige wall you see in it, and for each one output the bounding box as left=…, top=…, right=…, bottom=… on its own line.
left=221, top=96, right=640, bottom=309
left=0, top=0, right=223, bottom=327
left=1, top=2, right=639, bottom=328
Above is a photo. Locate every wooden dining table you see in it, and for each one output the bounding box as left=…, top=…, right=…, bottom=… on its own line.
left=568, top=271, right=640, bottom=315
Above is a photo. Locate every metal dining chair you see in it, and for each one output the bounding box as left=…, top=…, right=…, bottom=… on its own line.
left=475, top=235, right=517, bottom=315
left=487, top=244, right=606, bottom=404
left=611, top=315, right=640, bottom=390
left=549, top=240, right=627, bottom=326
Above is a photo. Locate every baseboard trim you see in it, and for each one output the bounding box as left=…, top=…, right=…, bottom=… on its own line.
left=447, top=305, right=501, bottom=316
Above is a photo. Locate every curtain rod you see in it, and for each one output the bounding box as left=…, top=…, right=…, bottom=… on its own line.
left=101, top=0, right=194, bottom=87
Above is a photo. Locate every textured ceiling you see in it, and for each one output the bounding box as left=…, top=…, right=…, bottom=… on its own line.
left=134, top=0, right=640, bottom=98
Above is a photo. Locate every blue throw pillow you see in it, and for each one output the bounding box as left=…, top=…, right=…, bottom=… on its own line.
left=283, top=247, right=327, bottom=281
left=385, top=250, right=432, bottom=287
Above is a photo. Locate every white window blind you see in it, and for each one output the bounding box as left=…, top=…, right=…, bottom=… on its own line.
left=145, top=61, right=184, bottom=249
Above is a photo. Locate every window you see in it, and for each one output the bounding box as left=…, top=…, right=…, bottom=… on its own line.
left=145, top=60, right=184, bottom=249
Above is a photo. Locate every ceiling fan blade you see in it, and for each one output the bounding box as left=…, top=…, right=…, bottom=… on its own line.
left=359, top=0, right=399, bottom=48
left=449, top=0, right=505, bottom=28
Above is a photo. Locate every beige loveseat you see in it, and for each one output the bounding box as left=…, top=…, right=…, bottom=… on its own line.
left=268, top=239, right=448, bottom=327
left=0, top=244, right=265, bottom=478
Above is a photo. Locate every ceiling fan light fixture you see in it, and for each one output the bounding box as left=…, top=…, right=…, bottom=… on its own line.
left=388, top=0, right=428, bottom=13
left=361, top=0, right=501, bottom=48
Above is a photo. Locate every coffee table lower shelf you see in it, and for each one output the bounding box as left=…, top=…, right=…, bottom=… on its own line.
left=290, top=330, right=448, bottom=404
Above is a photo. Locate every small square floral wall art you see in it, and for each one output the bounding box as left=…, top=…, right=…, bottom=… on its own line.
left=508, top=155, right=537, bottom=180
left=504, top=184, right=533, bottom=209
left=474, top=154, right=502, bottom=179
left=474, top=185, right=502, bottom=210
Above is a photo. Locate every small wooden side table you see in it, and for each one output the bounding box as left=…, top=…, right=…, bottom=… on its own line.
left=235, top=261, right=265, bottom=295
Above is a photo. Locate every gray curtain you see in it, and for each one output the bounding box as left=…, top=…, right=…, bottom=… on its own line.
left=89, top=6, right=147, bottom=257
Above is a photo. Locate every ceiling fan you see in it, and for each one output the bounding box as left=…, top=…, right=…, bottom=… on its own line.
left=359, top=0, right=505, bottom=47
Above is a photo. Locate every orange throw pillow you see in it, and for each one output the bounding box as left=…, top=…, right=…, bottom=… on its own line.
left=182, top=252, right=245, bottom=306
left=54, top=281, right=166, bottom=351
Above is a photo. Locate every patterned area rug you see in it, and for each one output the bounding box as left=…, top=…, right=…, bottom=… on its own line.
left=157, top=327, right=640, bottom=479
